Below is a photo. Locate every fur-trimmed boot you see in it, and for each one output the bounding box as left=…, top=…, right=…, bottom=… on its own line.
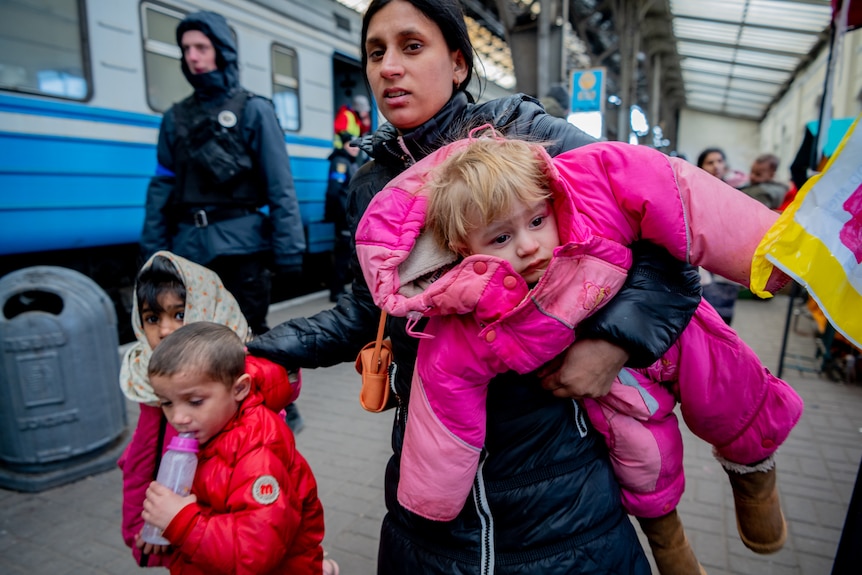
left=637, top=510, right=707, bottom=575
left=723, top=457, right=786, bottom=554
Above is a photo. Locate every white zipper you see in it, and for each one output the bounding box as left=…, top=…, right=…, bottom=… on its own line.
left=473, top=452, right=495, bottom=575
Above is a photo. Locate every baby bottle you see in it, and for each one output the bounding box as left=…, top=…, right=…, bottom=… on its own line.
left=140, top=432, right=199, bottom=545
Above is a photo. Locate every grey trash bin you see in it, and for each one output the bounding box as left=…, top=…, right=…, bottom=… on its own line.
left=0, top=266, right=127, bottom=492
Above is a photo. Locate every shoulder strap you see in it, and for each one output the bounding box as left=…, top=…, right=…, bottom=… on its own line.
left=172, top=94, right=198, bottom=136
left=226, top=89, right=252, bottom=113
left=372, top=310, right=388, bottom=366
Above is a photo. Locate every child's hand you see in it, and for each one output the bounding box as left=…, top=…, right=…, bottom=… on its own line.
left=134, top=531, right=171, bottom=555
left=142, top=481, right=197, bottom=534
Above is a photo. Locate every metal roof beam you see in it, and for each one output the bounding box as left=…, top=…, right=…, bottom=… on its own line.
left=462, top=0, right=507, bottom=37
left=674, top=38, right=808, bottom=59
left=673, top=15, right=831, bottom=36
left=678, top=55, right=799, bottom=73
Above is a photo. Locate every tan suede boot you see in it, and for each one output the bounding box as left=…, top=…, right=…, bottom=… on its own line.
left=637, top=510, right=707, bottom=575
left=726, top=465, right=787, bottom=554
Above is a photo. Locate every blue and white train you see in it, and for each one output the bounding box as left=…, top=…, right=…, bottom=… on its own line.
left=0, top=0, right=510, bottom=329
left=0, top=0, right=373, bottom=305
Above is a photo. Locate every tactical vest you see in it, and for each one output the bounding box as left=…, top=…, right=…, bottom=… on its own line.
left=171, top=90, right=264, bottom=208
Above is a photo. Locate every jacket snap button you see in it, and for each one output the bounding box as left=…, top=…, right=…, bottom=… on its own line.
left=503, top=275, right=518, bottom=289
left=473, top=261, right=487, bottom=275
left=762, top=438, right=775, bottom=449
left=485, top=330, right=496, bottom=342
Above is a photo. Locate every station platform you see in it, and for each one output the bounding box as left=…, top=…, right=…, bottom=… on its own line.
left=1, top=292, right=860, bottom=574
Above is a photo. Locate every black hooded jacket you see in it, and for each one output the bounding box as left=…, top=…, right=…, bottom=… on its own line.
left=140, top=11, right=305, bottom=268
left=248, top=91, right=699, bottom=574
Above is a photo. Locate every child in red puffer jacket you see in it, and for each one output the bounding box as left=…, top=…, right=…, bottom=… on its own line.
left=142, top=321, right=324, bottom=574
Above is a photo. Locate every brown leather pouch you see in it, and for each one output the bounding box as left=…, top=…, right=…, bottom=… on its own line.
left=355, top=311, right=396, bottom=412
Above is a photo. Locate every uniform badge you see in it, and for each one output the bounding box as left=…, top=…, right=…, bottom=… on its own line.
left=336, top=164, right=347, bottom=174
left=218, top=110, right=238, bottom=128
left=252, top=475, right=280, bottom=505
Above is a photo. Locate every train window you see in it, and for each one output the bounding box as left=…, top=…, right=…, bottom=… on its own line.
left=0, top=0, right=90, bottom=100
left=272, top=44, right=300, bottom=132
left=142, top=3, right=191, bottom=113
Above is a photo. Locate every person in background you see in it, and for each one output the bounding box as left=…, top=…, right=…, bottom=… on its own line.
left=737, top=153, right=789, bottom=210
left=539, top=83, right=570, bottom=119
left=333, top=93, right=372, bottom=149
left=353, top=94, right=373, bottom=136
left=247, top=1, right=705, bottom=572
left=697, top=147, right=748, bottom=188
left=140, top=10, right=305, bottom=337
left=697, top=146, right=745, bottom=323
left=142, top=322, right=335, bottom=575
left=117, top=251, right=302, bottom=568
left=324, top=133, right=361, bottom=302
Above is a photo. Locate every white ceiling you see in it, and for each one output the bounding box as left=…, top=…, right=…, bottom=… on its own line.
left=334, top=0, right=370, bottom=13
left=669, top=0, right=834, bottom=119
left=335, top=0, right=836, bottom=120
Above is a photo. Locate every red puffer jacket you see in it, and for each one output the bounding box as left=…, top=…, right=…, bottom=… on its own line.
left=163, top=388, right=323, bottom=574
left=118, top=356, right=301, bottom=568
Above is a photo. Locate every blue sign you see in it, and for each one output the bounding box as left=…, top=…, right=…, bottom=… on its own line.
left=570, top=68, right=605, bottom=113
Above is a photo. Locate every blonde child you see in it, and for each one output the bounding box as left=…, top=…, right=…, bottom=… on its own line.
left=143, top=321, right=324, bottom=573
left=356, top=132, right=802, bottom=575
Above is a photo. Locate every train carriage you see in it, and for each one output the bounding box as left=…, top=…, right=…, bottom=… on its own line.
left=0, top=0, right=509, bottom=339
left=0, top=0, right=369, bottom=330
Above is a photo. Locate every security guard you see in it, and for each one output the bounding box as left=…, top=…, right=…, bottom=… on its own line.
left=140, top=10, right=304, bottom=335
left=324, top=133, right=361, bottom=301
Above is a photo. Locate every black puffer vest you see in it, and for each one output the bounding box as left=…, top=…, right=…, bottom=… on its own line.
left=171, top=89, right=263, bottom=208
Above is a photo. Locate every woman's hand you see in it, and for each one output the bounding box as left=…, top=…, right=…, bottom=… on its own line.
left=538, top=339, right=628, bottom=399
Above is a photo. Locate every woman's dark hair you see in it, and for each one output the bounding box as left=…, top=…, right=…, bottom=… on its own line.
left=135, top=256, right=185, bottom=316
left=696, top=147, right=726, bottom=169
left=361, top=0, right=475, bottom=92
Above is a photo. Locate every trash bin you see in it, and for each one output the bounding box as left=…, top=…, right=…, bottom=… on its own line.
left=0, top=266, right=127, bottom=492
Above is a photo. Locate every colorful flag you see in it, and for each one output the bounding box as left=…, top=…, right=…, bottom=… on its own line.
left=751, top=115, right=862, bottom=349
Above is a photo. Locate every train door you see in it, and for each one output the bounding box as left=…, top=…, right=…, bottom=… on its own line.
left=332, top=54, right=372, bottom=143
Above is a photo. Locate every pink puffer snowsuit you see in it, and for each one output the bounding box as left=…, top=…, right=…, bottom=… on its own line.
left=356, top=138, right=803, bottom=521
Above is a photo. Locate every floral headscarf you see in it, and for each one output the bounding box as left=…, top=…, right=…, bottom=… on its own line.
left=119, top=251, right=250, bottom=404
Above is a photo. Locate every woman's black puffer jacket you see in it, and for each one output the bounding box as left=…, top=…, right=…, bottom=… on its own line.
left=248, top=92, right=700, bottom=574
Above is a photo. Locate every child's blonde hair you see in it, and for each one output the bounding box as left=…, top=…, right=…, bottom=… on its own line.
left=425, top=136, right=552, bottom=254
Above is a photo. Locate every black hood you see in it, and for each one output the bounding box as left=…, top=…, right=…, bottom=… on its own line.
left=176, top=11, right=239, bottom=100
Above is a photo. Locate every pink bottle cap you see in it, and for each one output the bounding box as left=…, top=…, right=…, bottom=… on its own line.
left=168, top=433, right=199, bottom=453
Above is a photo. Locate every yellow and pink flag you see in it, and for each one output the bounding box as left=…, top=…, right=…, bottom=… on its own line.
left=750, top=114, right=862, bottom=349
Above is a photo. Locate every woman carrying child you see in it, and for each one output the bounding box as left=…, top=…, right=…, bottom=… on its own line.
left=247, top=1, right=706, bottom=573
left=356, top=131, right=803, bottom=575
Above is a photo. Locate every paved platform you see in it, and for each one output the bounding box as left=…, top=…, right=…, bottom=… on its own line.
left=1, top=292, right=860, bottom=574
